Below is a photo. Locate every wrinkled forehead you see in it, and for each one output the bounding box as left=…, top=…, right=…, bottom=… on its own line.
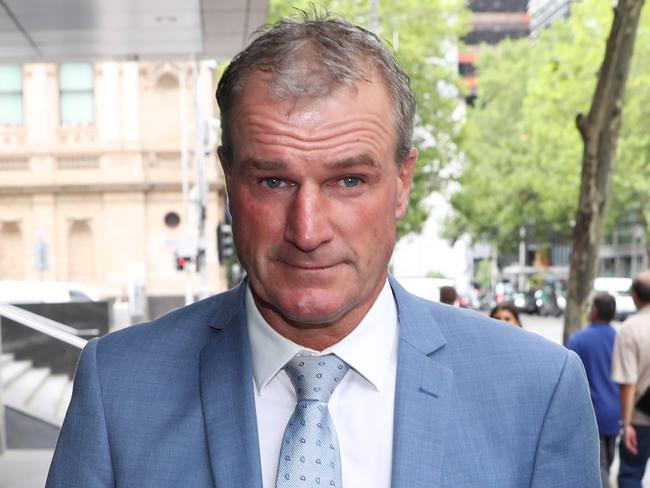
left=221, top=72, right=400, bottom=173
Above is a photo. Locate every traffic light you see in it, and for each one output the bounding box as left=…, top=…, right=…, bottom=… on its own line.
left=217, top=224, right=234, bottom=263
left=175, top=253, right=192, bottom=271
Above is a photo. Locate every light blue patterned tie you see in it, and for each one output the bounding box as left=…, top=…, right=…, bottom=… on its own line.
left=276, top=354, right=350, bottom=488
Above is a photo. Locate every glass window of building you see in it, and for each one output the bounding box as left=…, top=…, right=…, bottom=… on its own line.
left=0, top=64, right=23, bottom=125
left=60, top=63, right=94, bottom=125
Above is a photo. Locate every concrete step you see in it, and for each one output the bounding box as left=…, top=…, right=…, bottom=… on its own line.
left=1, top=352, right=15, bottom=365
left=2, top=355, right=71, bottom=427
left=29, top=374, right=71, bottom=424
left=3, top=366, right=51, bottom=406
left=1, top=359, right=33, bottom=387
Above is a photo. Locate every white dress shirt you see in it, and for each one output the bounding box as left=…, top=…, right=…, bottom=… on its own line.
left=246, top=280, right=398, bottom=488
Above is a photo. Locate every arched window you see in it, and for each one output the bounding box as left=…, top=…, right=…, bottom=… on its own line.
left=157, top=72, right=179, bottom=89
left=68, top=220, right=94, bottom=282
left=0, top=222, right=24, bottom=279
left=153, top=72, right=181, bottom=144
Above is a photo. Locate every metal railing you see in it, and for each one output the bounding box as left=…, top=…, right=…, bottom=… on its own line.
left=0, top=303, right=97, bottom=454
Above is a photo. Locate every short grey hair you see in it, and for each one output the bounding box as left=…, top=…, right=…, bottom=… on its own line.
left=216, top=11, right=416, bottom=165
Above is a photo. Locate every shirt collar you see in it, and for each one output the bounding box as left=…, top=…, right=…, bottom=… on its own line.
left=246, top=279, right=398, bottom=395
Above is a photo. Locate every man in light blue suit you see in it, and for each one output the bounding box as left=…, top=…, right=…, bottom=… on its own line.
left=48, top=13, right=600, bottom=487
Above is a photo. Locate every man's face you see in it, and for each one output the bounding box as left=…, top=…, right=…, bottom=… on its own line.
left=220, top=71, right=416, bottom=342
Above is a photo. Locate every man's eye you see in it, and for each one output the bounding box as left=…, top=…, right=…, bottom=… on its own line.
left=338, top=176, right=362, bottom=188
left=262, top=178, right=284, bottom=189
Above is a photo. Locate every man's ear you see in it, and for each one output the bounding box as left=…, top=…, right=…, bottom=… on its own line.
left=395, top=147, right=417, bottom=220
left=217, top=146, right=232, bottom=193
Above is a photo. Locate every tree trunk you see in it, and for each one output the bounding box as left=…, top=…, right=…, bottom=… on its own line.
left=563, top=0, right=645, bottom=344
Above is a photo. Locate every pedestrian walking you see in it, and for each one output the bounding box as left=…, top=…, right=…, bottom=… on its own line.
left=612, top=270, right=650, bottom=487
left=567, top=292, right=620, bottom=488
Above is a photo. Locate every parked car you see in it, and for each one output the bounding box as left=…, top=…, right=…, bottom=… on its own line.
left=0, top=281, right=100, bottom=304
left=594, top=277, right=636, bottom=321
left=513, top=290, right=540, bottom=314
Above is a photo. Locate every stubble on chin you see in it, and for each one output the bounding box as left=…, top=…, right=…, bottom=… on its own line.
left=248, top=273, right=385, bottom=350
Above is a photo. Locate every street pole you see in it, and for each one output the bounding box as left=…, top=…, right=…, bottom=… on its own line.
left=518, top=226, right=526, bottom=291
left=180, top=62, right=193, bottom=305
left=491, top=243, right=499, bottom=294
left=193, top=59, right=210, bottom=300
left=0, top=317, right=6, bottom=455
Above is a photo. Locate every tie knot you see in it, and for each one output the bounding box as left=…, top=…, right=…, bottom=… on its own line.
left=284, top=354, right=349, bottom=403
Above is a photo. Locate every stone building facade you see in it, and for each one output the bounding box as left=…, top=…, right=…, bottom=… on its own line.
left=0, top=61, right=228, bottom=315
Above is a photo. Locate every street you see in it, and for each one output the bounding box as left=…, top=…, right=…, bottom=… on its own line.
left=520, top=313, right=564, bottom=344
left=520, top=313, right=628, bottom=345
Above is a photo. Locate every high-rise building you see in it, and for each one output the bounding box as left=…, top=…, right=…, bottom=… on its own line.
left=459, top=0, right=530, bottom=100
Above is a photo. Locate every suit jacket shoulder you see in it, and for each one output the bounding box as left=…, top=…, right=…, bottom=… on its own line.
left=97, top=282, right=243, bottom=358
left=389, top=276, right=600, bottom=488
left=47, top=283, right=252, bottom=488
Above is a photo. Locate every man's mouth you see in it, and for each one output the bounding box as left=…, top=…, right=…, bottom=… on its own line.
left=277, top=259, right=343, bottom=271
left=284, top=262, right=339, bottom=270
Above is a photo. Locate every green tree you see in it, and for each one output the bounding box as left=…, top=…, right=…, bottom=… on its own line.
left=446, top=1, right=614, bottom=252
left=446, top=0, right=650, bottom=341
left=267, top=0, right=468, bottom=238
left=447, top=0, right=650, bottom=265
left=563, top=0, right=645, bottom=341
left=445, top=38, right=542, bottom=255
left=609, top=3, right=650, bottom=263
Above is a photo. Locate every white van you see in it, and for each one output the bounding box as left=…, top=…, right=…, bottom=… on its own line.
left=593, top=277, right=636, bottom=321
left=0, top=281, right=100, bottom=304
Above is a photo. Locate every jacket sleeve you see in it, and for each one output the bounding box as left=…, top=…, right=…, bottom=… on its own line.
left=46, top=338, right=115, bottom=487
left=531, top=349, right=600, bottom=487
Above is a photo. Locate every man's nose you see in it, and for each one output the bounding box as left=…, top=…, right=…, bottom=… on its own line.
left=284, top=184, right=333, bottom=252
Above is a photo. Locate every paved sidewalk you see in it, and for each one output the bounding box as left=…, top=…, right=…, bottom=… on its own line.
left=0, top=449, right=53, bottom=488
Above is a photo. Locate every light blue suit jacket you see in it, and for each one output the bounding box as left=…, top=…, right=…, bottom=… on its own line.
left=47, top=277, right=600, bottom=487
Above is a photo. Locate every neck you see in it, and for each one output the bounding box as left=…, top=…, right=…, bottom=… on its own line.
left=255, top=300, right=374, bottom=351
left=251, top=282, right=386, bottom=351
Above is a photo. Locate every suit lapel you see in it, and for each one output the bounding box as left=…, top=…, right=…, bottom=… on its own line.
left=197, top=277, right=453, bottom=487
left=199, top=283, right=263, bottom=488
left=389, top=276, right=454, bottom=488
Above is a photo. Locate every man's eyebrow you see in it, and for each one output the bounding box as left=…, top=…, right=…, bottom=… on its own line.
left=328, top=154, right=379, bottom=169
left=241, top=158, right=285, bottom=171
